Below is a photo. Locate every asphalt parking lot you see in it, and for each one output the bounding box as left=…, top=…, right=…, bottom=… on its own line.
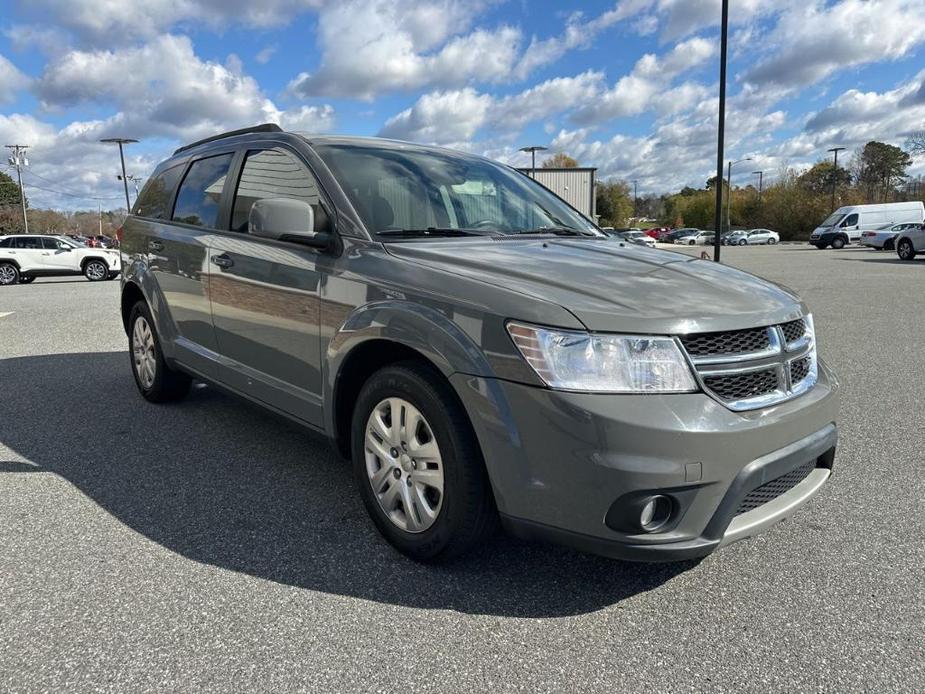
left=1, top=245, right=923, bottom=692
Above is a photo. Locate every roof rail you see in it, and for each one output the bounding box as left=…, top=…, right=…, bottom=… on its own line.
left=173, top=123, right=283, bottom=155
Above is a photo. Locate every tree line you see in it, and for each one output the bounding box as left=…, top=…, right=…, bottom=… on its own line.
left=0, top=171, right=124, bottom=236
left=582, top=140, right=923, bottom=239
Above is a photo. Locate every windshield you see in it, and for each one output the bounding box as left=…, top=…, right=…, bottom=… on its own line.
left=313, top=142, right=601, bottom=237
left=819, top=212, right=844, bottom=228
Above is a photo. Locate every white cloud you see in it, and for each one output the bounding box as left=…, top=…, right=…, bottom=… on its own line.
left=378, top=71, right=605, bottom=143
left=22, top=0, right=325, bottom=42
left=0, top=54, right=30, bottom=102
left=571, top=37, right=716, bottom=125
left=743, top=0, right=925, bottom=90
left=35, top=35, right=334, bottom=142
left=255, top=45, right=277, bottom=65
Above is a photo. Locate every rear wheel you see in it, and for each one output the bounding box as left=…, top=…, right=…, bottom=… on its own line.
left=352, top=362, right=496, bottom=561
left=0, top=263, right=19, bottom=286
left=128, top=301, right=192, bottom=402
left=883, top=239, right=894, bottom=251
left=897, top=239, right=916, bottom=261
left=83, top=259, right=108, bottom=281
left=831, top=236, right=846, bottom=250
left=768, top=238, right=777, bottom=245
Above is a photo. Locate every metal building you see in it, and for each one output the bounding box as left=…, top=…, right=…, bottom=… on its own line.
left=516, top=167, right=597, bottom=220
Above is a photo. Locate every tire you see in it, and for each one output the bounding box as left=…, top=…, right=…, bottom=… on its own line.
left=768, top=238, right=777, bottom=245
left=128, top=300, right=192, bottom=403
left=19, top=276, right=36, bottom=284
left=352, top=361, right=496, bottom=561
left=738, top=239, right=747, bottom=246
left=813, top=243, right=828, bottom=249
left=897, top=239, right=916, bottom=261
left=84, top=259, right=108, bottom=281
left=0, top=263, right=20, bottom=286
left=883, top=239, right=894, bottom=251
left=831, top=237, right=846, bottom=250
left=688, top=240, right=696, bottom=245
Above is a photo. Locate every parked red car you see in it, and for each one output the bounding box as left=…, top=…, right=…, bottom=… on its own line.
left=644, top=227, right=669, bottom=239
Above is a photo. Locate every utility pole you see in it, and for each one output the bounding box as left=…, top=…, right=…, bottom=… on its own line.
left=98, top=200, right=103, bottom=237
left=827, top=147, right=846, bottom=212
left=118, top=173, right=142, bottom=198
left=752, top=170, right=764, bottom=202
left=519, top=145, right=548, bottom=179
left=712, top=0, right=729, bottom=263
left=100, top=137, right=139, bottom=211
left=5, top=144, right=29, bottom=233
left=632, top=179, right=638, bottom=220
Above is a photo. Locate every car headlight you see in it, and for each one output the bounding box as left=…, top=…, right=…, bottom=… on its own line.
left=506, top=322, right=698, bottom=393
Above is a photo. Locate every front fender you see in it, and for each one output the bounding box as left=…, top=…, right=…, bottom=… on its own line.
left=121, top=258, right=179, bottom=359
left=323, top=300, right=500, bottom=434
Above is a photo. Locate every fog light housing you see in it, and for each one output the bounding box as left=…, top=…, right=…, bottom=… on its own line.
left=639, top=495, right=673, bottom=532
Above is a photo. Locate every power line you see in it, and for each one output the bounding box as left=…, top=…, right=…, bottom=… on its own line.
left=22, top=170, right=124, bottom=201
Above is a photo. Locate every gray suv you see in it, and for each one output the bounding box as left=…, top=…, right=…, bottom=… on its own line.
left=121, top=124, right=839, bottom=562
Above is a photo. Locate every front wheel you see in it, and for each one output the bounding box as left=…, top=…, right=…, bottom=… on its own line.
left=0, top=263, right=19, bottom=286
left=84, top=260, right=108, bottom=281
left=897, top=239, right=916, bottom=261
left=352, top=362, right=496, bottom=561
left=128, top=301, right=192, bottom=402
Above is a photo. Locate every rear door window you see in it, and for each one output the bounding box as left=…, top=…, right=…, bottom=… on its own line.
left=13, top=236, right=41, bottom=249
left=133, top=164, right=183, bottom=219
left=172, top=154, right=234, bottom=228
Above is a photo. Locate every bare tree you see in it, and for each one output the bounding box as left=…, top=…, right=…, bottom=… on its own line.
left=906, top=130, right=925, bottom=156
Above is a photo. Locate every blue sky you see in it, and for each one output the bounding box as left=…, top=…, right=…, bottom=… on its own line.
left=1, top=0, right=924, bottom=210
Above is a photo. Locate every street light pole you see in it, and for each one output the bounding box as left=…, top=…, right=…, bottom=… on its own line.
left=519, top=145, right=548, bottom=179
left=827, top=146, right=846, bottom=212
left=712, top=0, right=729, bottom=263
left=726, top=157, right=752, bottom=237
left=5, top=144, right=29, bottom=233
left=100, top=137, right=139, bottom=211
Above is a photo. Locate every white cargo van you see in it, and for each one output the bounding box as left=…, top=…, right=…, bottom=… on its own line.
left=809, top=202, right=925, bottom=249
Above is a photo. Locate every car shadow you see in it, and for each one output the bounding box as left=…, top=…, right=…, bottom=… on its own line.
left=833, top=256, right=921, bottom=265
left=0, top=352, right=693, bottom=617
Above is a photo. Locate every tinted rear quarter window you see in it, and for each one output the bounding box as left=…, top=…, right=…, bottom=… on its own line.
left=133, top=164, right=183, bottom=219
left=0, top=237, right=10, bottom=248
left=172, top=154, right=233, bottom=228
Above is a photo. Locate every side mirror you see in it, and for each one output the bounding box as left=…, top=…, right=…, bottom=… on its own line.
left=248, top=198, right=331, bottom=249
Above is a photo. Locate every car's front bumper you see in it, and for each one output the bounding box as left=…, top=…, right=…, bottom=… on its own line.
left=451, top=360, right=839, bottom=562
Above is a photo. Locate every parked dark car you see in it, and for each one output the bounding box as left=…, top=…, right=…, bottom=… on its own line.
left=119, top=125, right=838, bottom=563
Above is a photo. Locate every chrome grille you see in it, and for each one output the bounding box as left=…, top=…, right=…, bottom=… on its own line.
left=680, top=327, right=770, bottom=357
left=735, top=461, right=816, bottom=516
left=679, top=317, right=817, bottom=411
left=790, top=356, right=811, bottom=384
left=780, top=318, right=806, bottom=345
left=703, top=368, right=779, bottom=401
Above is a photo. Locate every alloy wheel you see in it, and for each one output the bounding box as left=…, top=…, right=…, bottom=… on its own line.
left=0, top=265, right=17, bottom=285
left=86, top=261, right=106, bottom=281
left=364, top=397, right=444, bottom=533
left=898, top=241, right=913, bottom=260
left=132, top=316, right=157, bottom=389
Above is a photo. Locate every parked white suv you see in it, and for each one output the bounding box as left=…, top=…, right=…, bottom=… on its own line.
left=0, top=234, right=121, bottom=285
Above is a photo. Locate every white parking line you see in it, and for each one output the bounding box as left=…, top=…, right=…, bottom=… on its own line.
left=0, top=312, right=13, bottom=319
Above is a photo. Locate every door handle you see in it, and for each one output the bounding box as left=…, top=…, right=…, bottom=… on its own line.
left=148, top=240, right=164, bottom=251
left=210, top=254, right=234, bottom=269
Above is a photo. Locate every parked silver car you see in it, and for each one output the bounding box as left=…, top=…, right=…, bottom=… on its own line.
left=120, top=125, right=839, bottom=562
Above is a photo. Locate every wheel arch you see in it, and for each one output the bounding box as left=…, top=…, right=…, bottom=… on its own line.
left=0, top=257, right=21, bottom=270
left=80, top=255, right=109, bottom=271
left=326, top=301, right=496, bottom=459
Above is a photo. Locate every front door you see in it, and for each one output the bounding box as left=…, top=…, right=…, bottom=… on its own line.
left=40, top=237, right=81, bottom=271
left=208, top=146, right=328, bottom=427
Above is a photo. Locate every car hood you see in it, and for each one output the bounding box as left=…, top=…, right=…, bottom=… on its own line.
left=384, top=238, right=806, bottom=334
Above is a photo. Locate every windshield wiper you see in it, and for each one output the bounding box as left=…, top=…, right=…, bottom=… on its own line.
left=511, top=226, right=593, bottom=236
left=376, top=227, right=496, bottom=237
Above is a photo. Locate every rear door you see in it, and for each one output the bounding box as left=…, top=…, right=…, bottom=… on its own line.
left=207, top=145, right=330, bottom=426
left=11, top=236, right=44, bottom=271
